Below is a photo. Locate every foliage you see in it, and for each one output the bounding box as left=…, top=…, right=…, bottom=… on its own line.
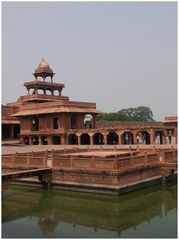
left=97, top=106, right=154, bottom=122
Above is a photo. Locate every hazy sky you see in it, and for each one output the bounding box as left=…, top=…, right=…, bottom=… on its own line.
left=2, top=2, right=177, bottom=121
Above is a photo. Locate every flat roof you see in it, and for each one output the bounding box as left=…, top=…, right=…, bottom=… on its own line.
left=24, top=80, right=65, bottom=88
left=63, top=151, right=131, bottom=157
left=12, top=106, right=101, bottom=116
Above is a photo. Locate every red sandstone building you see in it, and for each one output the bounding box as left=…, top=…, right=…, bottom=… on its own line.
left=2, top=59, right=177, bottom=145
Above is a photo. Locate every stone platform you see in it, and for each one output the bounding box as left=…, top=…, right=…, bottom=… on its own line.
left=2, top=144, right=177, bottom=195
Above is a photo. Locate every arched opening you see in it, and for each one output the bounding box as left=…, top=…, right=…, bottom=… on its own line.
left=46, top=90, right=53, bottom=95
left=38, top=89, right=44, bottom=95
left=107, top=132, right=119, bottom=145
left=32, top=136, right=39, bottom=145
left=166, top=129, right=174, bottom=144
left=155, top=131, right=164, bottom=144
left=24, top=136, right=29, bottom=145
left=45, top=76, right=53, bottom=82
left=71, top=114, right=77, bottom=129
left=80, top=133, right=90, bottom=145
left=137, top=131, right=150, bottom=144
left=52, top=136, right=61, bottom=145
left=32, top=117, right=39, bottom=131
left=93, top=133, right=104, bottom=145
left=84, top=114, right=93, bottom=129
left=53, top=90, right=59, bottom=96
left=42, top=136, right=48, bottom=145
left=14, top=125, right=20, bottom=139
left=69, top=134, right=78, bottom=145
left=122, top=131, right=134, bottom=144
left=28, top=89, right=35, bottom=95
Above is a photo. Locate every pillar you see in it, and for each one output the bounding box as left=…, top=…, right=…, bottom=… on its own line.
left=150, top=129, right=155, bottom=145
left=29, top=137, right=33, bottom=145
left=39, top=137, right=43, bottom=145
left=103, top=133, right=107, bottom=145
left=174, top=127, right=177, bottom=144
left=35, top=87, right=38, bottom=94
left=117, top=131, right=122, bottom=145
left=89, top=134, right=94, bottom=145
left=77, top=134, right=81, bottom=145
left=163, top=130, right=167, bottom=144
left=92, top=115, right=96, bottom=128
left=133, top=131, right=137, bottom=145
left=21, top=137, right=25, bottom=144
left=61, top=134, right=66, bottom=145
left=47, top=136, right=52, bottom=145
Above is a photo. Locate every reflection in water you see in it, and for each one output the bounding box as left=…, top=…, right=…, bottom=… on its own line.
left=2, top=182, right=177, bottom=238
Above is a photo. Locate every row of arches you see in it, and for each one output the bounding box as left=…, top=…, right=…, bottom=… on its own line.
left=68, top=131, right=152, bottom=145
left=23, top=135, right=61, bottom=145
left=28, top=88, right=62, bottom=96
left=22, top=130, right=164, bottom=145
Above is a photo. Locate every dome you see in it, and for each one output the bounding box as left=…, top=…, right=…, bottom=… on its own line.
left=34, top=58, right=53, bottom=74
left=33, top=58, right=55, bottom=81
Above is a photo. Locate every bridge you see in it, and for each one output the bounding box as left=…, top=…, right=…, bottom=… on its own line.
left=2, top=168, right=52, bottom=188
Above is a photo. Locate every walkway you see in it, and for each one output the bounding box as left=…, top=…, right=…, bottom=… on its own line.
left=2, top=168, right=52, bottom=182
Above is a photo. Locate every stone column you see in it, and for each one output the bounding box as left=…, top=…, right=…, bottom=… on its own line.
left=61, top=134, right=66, bottom=145
left=162, top=132, right=165, bottom=145
left=150, top=129, right=155, bottom=145
left=47, top=136, right=52, bottom=145
left=133, top=131, right=137, bottom=145
left=29, top=137, right=33, bottom=145
left=21, top=137, right=25, bottom=144
left=89, top=133, right=94, bottom=145
left=174, top=127, right=177, bottom=144
left=92, top=115, right=96, bottom=128
left=103, top=133, right=108, bottom=145
left=76, top=133, right=81, bottom=145
left=117, top=131, right=122, bottom=145
left=163, top=130, right=167, bottom=144
left=39, top=136, right=43, bottom=145
left=43, top=88, right=46, bottom=95
left=35, top=87, right=38, bottom=94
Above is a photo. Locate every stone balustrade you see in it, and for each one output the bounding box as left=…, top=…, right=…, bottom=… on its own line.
left=51, top=151, right=163, bottom=170
left=2, top=153, right=48, bottom=169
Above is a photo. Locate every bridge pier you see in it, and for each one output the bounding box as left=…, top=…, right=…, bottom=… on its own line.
left=38, top=172, right=52, bottom=188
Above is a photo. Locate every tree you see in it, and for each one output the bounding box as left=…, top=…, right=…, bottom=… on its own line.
left=118, top=106, right=154, bottom=121
left=97, top=106, right=154, bottom=122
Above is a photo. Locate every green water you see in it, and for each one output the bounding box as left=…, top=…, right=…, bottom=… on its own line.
left=2, top=182, right=177, bottom=238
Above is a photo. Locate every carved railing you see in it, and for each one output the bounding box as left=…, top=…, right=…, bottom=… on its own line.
left=2, top=153, right=48, bottom=169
